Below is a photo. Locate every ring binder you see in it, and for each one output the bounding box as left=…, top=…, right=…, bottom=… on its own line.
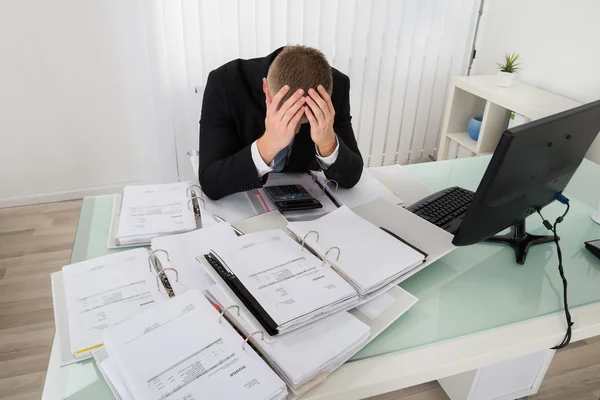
left=186, top=184, right=203, bottom=198
left=301, top=230, right=320, bottom=251
left=324, top=179, right=339, bottom=192
left=242, top=330, right=265, bottom=350
left=219, top=305, right=241, bottom=323
left=187, top=196, right=206, bottom=210
left=155, top=268, right=179, bottom=291
left=323, top=246, right=341, bottom=266
left=148, top=249, right=170, bottom=272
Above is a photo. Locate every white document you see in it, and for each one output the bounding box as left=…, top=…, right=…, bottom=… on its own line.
left=62, top=249, right=164, bottom=356
left=103, top=290, right=287, bottom=400
left=288, top=206, right=425, bottom=295
left=101, top=357, right=134, bottom=400
left=206, top=284, right=370, bottom=391
left=150, top=223, right=239, bottom=292
left=211, top=230, right=358, bottom=331
left=313, top=169, right=404, bottom=209
left=116, top=182, right=196, bottom=245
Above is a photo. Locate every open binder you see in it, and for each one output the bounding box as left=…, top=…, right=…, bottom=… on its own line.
left=200, top=200, right=445, bottom=337
left=107, top=183, right=206, bottom=248
left=200, top=197, right=454, bottom=337
left=51, top=247, right=182, bottom=366
left=96, top=290, right=289, bottom=400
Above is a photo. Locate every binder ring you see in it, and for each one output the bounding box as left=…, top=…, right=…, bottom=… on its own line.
left=301, top=230, right=320, bottom=251
left=156, top=268, right=179, bottom=291
left=324, top=179, right=339, bottom=192
left=148, top=249, right=170, bottom=272
left=219, top=305, right=241, bottom=323
left=242, top=330, right=265, bottom=350
left=188, top=196, right=206, bottom=211
left=323, top=246, right=341, bottom=266
left=186, top=184, right=203, bottom=198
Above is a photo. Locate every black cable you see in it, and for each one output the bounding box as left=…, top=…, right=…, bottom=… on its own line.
left=537, top=203, right=572, bottom=349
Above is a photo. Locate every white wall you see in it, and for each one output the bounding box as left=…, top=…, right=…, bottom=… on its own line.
left=472, top=0, right=600, bottom=163
left=0, top=1, right=178, bottom=207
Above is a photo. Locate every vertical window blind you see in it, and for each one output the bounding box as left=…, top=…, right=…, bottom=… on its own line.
left=144, top=0, right=479, bottom=180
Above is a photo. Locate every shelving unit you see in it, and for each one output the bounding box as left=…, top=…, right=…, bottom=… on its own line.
left=437, top=75, right=581, bottom=160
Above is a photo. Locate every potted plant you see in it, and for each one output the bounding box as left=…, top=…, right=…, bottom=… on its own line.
left=496, top=52, right=521, bottom=87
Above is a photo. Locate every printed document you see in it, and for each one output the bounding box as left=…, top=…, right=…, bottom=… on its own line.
left=116, top=182, right=196, bottom=245
left=288, top=206, right=425, bottom=294
left=62, top=248, right=163, bottom=356
left=103, top=290, right=286, bottom=400
left=211, top=230, right=358, bottom=330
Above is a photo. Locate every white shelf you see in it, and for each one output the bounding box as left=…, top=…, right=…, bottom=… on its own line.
left=446, top=132, right=477, bottom=153
left=452, top=76, right=580, bottom=120
left=437, top=75, right=583, bottom=161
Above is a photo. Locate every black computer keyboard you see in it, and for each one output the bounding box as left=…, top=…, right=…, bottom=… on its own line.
left=406, top=187, right=475, bottom=234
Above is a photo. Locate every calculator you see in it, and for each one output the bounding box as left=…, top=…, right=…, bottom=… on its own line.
left=263, top=184, right=323, bottom=212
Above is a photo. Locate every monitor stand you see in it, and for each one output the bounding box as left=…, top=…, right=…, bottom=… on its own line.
left=484, top=219, right=556, bottom=265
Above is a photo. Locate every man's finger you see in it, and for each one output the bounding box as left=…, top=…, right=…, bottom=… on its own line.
left=288, top=107, right=305, bottom=132
left=282, top=97, right=306, bottom=125
left=305, top=96, right=325, bottom=124
left=304, top=106, right=318, bottom=128
left=317, top=85, right=334, bottom=114
left=308, top=88, right=329, bottom=116
left=269, top=85, right=290, bottom=114
left=276, top=88, right=305, bottom=118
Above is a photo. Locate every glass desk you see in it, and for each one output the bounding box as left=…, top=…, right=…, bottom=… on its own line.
left=42, top=156, right=600, bottom=400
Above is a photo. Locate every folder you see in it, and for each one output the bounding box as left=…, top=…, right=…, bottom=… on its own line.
left=107, top=183, right=205, bottom=248
left=98, top=290, right=288, bottom=400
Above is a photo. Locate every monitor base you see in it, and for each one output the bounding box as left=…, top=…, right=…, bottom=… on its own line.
left=484, top=219, right=557, bottom=265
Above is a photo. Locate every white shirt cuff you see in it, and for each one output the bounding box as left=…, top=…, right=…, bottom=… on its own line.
left=251, top=140, right=274, bottom=177
left=315, top=135, right=339, bottom=169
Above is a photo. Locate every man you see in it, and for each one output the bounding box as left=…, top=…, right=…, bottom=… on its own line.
left=199, top=45, right=363, bottom=200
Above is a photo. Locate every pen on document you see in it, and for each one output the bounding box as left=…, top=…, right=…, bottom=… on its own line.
left=213, top=214, right=244, bottom=236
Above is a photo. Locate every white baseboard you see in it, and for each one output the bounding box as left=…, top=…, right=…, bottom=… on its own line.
left=0, top=182, right=140, bottom=208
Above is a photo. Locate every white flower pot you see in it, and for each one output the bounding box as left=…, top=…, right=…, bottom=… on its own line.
left=496, top=71, right=515, bottom=87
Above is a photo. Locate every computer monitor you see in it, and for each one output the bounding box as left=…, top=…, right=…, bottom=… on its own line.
left=453, top=99, right=600, bottom=264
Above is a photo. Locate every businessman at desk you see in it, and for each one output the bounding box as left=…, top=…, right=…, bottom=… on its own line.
left=199, top=45, right=363, bottom=200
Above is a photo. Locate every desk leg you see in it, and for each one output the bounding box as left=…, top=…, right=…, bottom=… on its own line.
left=438, top=350, right=554, bottom=400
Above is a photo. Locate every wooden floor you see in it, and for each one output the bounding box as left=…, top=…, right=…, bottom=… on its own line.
left=0, top=201, right=599, bottom=400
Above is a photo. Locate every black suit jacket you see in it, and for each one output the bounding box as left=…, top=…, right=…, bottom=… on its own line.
left=199, top=47, right=363, bottom=200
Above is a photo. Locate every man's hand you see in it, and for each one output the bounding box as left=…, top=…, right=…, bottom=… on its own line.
left=257, top=81, right=306, bottom=165
left=305, top=85, right=337, bottom=157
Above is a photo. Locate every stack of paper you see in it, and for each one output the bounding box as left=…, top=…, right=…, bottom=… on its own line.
left=62, top=249, right=164, bottom=358
left=115, top=182, right=197, bottom=246
left=205, top=284, right=370, bottom=395
left=103, top=290, right=287, bottom=400
left=208, top=229, right=360, bottom=335
left=288, top=206, right=426, bottom=296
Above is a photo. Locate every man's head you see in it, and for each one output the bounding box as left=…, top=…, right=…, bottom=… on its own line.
left=264, top=46, right=333, bottom=125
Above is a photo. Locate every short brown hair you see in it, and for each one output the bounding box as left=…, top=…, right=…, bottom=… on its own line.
left=267, top=45, right=333, bottom=103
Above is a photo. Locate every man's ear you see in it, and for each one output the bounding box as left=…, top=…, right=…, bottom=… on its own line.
left=263, top=78, right=272, bottom=105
